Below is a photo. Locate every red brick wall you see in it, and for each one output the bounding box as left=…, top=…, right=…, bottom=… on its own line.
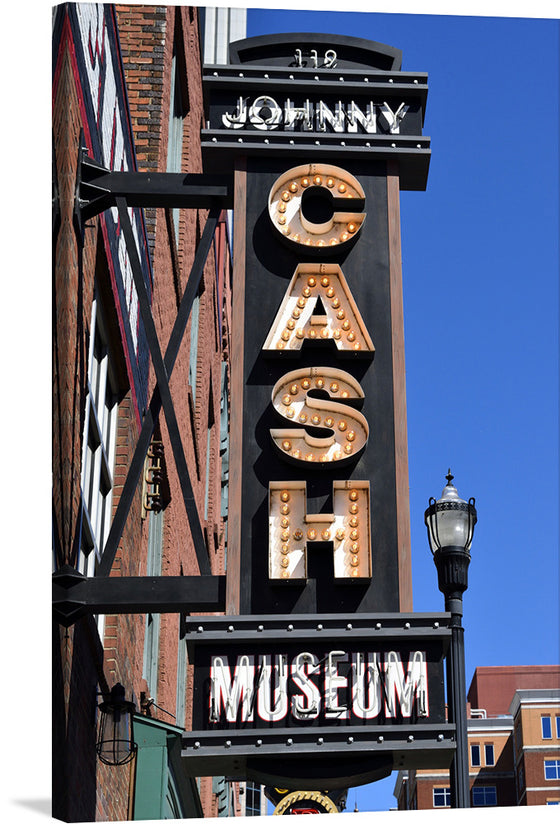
left=116, top=5, right=231, bottom=816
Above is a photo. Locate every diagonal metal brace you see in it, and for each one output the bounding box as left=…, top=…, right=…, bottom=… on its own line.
left=98, top=204, right=222, bottom=578
left=114, top=197, right=213, bottom=576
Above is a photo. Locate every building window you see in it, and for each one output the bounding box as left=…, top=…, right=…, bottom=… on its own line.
left=471, top=744, right=481, bottom=767
left=485, top=744, right=495, bottom=766
left=78, top=295, right=119, bottom=578
left=143, top=509, right=164, bottom=700
left=545, top=760, right=560, bottom=780
left=167, top=41, right=188, bottom=242
left=546, top=800, right=560, bottom=805
left=189, top=287, right=201, bottom=405
left=433, top=788, right=451, bottom=808
left=542, top=717, right=553, bottom=739
left=557, top=717, right=560, bottom=738
left=245, top=782, right=263, bottom=816
left=175, top=613, right=187, bottom=727
left=472, top=786, right=497, bottom=806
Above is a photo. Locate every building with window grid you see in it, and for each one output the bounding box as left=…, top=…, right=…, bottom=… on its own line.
left=52, top=4, right=247, bottom=820
left=394, top=665, right=560, bottom=810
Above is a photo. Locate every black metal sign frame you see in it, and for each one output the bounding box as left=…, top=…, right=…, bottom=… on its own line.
left=182, top=613, right=454, bottom=788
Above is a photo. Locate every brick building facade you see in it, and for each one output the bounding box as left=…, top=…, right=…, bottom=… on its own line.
left=394, top=666, right=560, bottom=810
left=52, top=4, right=236, bottom=820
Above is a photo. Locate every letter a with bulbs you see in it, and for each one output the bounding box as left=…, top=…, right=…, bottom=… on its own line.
left=183, top=33, right=455, bottom=790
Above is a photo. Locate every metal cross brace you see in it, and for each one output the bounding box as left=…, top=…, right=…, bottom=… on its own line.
left=99, top=198, right=221, bottom=578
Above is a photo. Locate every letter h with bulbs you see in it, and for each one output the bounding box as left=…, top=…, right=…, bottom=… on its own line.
left=183, top=33, right=472, bottom=809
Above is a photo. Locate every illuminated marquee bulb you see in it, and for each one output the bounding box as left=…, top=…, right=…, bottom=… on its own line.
left=326, top=177, right=335, bottom=188
left=313, top=175, right=323, bottom=185
left=278, top=202, right=287, bottom=213
left=338, top=182, right=347, bottom=193
left=307, top=276, right=317, bottom=287
left=307, top=528, right=317, bottom=540
left=289, top=181, right=298, bottom=193
left=281, top=491, right=291, bottom=502
left=330, top=383, right=339, bottom=393
left=281, top=190, right=291, bottom=202
left=321, top=276, right=330, bottom=287
left=326, top=286, right=335, bottom=298
left=301, top=177, right=310, bottom=187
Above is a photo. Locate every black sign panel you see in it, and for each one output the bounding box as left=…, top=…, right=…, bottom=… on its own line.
left=182, top=614, right=454, bottom=788
left=202, top=33, right=430, bottom=189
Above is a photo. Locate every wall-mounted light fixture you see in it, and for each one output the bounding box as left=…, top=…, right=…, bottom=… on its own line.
left=96, top=683, right=137, bottom=766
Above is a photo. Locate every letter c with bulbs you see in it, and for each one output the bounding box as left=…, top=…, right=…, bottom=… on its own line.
left=182, top=34, right=454, bottom=790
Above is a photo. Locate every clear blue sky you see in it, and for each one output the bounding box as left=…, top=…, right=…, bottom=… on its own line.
left=247, top=3, right=559, bottom=814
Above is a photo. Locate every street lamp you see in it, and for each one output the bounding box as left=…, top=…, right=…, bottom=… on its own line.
left=96, top=683, right=137, bottom=766
left=425, top=470, right=477, bottom=809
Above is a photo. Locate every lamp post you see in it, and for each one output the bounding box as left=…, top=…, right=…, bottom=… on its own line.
left=425, top=471, right=477, bottom=808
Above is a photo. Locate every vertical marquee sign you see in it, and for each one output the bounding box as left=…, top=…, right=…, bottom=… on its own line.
left=183, top=34, right=454, bottom=785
